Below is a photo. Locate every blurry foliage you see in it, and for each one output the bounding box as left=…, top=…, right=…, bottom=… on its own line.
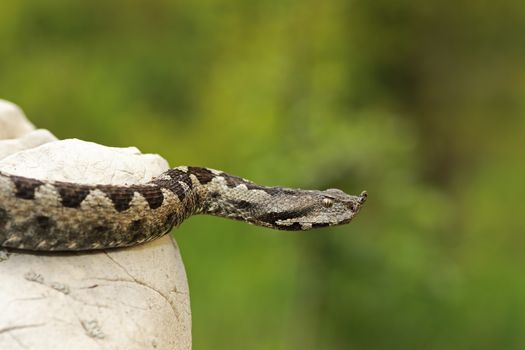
left=1, top=0, right=524, bottom=349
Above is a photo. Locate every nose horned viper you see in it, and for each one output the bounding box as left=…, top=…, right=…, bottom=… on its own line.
left=0, top=166, right=367, bottom=251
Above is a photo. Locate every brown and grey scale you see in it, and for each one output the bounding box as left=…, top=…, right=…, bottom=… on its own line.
left=0, top=166, right=367, bottom=251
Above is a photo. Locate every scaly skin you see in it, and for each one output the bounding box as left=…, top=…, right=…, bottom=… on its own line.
left=0, top=166, right=367, bottom=251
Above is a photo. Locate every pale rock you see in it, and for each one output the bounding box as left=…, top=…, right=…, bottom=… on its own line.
left=0, top=100, right=192, bottom=350
left=0, top=99, right=35, bottom=139
left=0, top=129, right=58, bottom=160
left=0, top=138, right=169, bottom=185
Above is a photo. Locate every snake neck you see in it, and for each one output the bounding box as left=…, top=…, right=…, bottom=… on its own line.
left=158, top=167, right=274, bottom=226
left=172, top=167, right=366, bottom=231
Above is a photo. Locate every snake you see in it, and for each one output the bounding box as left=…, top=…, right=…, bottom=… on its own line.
left=0, top=166, right=367, bottom=251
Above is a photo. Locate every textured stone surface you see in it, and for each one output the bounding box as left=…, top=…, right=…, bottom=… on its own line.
left=0, top=100, right=192, bottom=350
left=0, top=138, right=169, bottom=184
left=0, top=129, right=57, bottom=160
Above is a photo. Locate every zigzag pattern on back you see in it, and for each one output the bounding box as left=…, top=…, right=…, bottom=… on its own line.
left=0, top=166, right=367, bottom=251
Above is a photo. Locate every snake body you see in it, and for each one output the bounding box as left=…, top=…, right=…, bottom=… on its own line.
left=0, top=166, right=367, bottom=251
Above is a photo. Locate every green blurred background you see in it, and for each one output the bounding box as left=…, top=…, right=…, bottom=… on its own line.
left=1, top=1, right=524, bottom=349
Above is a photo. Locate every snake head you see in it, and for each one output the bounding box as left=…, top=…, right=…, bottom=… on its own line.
left=261, top=188, right=368, bottom=231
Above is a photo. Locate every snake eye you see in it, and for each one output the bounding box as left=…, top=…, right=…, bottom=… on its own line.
left=322, top=198, right=334, bottom=208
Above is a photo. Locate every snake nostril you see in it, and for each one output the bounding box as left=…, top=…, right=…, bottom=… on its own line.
left=358, top=191, right=368, bottom=204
